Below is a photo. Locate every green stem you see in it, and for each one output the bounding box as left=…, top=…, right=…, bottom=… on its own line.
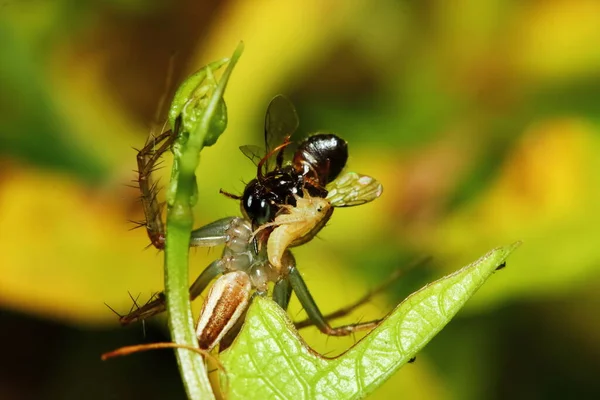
left=164, top=42, right=244, bottom=400
left=165, top=217, right=210, bottom=399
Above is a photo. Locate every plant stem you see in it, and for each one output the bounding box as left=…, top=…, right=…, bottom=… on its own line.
left=164, top=42, right=244, bottom=400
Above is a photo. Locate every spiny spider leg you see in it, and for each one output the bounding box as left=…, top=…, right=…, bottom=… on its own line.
left=119, top=217, right=250, bottom=325
left=294, top=257, right=431, bottom=330
left=118, top=260, right=224, bottom=325
left=286, top=256, right=381, bottom=336
left=136, top=124, right=178, bottom=250
left=187, top=260, right=226, bottom=301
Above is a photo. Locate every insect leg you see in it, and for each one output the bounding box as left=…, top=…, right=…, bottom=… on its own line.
left=288, top=266, right=381, bottom=336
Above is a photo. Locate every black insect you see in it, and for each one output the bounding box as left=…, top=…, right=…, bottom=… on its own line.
left=222, top=95, right=349, bottom=227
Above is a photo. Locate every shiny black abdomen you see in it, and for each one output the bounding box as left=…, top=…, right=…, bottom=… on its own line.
left=242, top=134, right=348, bottom=227
left=293, top=134, right=348, bottom=187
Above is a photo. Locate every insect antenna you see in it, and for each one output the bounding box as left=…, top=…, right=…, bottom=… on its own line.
left=256, top=139, right=293, bottom=180
left=219, top=188, right=242, bottom=200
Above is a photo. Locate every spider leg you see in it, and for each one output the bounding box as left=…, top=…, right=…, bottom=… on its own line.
left=294, top=257, right=430, bottom=330
left=273, top=278, right=293, bottom=311
left=118, top=260, right=224, bottom=326
left=288, top=262, right=380, bottom=336
left=119, top=217, right=250, bottom=325
left=189, top=216, right=241, bottom=247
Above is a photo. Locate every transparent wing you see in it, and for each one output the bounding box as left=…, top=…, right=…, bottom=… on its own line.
left=326, top=172, right=383, bottom=207
left=264, top=94, right=299, bottom=171
left=239, top=144, right=264, bottom=166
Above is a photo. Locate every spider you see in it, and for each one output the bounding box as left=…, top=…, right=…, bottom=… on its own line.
left=121, top=95, right=385, bottom=352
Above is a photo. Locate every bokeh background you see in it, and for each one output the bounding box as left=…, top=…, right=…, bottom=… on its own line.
left=1, top=0, right=600, bottom=399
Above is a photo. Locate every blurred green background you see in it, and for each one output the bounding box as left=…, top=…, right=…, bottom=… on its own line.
left=1, top=0, right=600, bottom=399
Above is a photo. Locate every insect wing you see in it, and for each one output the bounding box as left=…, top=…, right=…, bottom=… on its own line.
left=326, top=171, right=383, bottom=207
left=264, top=95, right=299, bottom=170
left=239, top=144, right=264, bottom=166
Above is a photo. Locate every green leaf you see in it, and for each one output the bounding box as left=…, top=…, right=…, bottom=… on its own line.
left=220, top=243, right=520, bottom=399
